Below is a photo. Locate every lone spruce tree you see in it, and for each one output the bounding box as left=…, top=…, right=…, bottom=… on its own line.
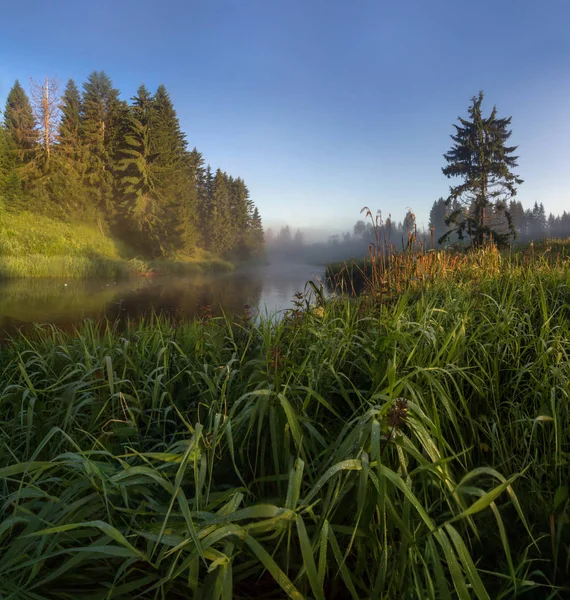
left=441, top=91, right=522, bottom=247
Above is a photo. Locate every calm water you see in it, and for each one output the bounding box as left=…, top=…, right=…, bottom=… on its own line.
left=0, top=263, right=326, bottom=335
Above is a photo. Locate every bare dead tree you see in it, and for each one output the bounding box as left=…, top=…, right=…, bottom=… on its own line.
left=30, top=77, right=60, bottom=162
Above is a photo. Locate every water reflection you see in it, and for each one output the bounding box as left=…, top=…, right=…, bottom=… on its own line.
left=0, top=263, right=325, bottom=335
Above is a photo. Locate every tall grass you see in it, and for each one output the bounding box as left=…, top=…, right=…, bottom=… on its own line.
left=0, top=254, right=569, bottom=598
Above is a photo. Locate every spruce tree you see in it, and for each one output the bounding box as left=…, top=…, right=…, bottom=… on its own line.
left=248, top=207, right=265, bottom=258
left=48, top=78, right=90, bottom=215
left=150, top=85, right=196, bottom=252
left=117, top=84, right=165, bottom=255
left=199, top=164, right=215, bottom=250
left=81, top=71, right=125, bottom=216
left=428, top=198, right=447, bottom=245
left=189, top=148, right=209, bottom=248
left=3, top=80, right=38, bottom=163
left=209, top=169, right=232, bottom=254
left=0, top=122, right=18, bottom=204
left=441, top=91, right=522, bottom=247
left=230, top=177, right=251, bottom=255
left=58, top=79, right=83, bottom=161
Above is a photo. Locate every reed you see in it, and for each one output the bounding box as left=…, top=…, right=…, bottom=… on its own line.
left=0, top=252, right=569, bottom=598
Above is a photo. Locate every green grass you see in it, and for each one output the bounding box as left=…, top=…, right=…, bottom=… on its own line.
left=0, top=251, right=569, bottom=598
left=0, top=211, right=234, bottom=278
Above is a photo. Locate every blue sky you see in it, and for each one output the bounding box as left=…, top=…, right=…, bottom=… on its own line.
left=1, top=0, right=569, bottom=234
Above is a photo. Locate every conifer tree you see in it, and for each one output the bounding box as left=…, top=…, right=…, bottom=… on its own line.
left=199, top=164, right=215, bottom=249
left=117, top=84, right=165, bottom=254
left=0, top=122, right=18, bottom=204
left=3, top=81, right=38, bottom=163
left=150, top=85, right=196, bottom=251
left=81, top=71, right=125, bottom=216
left=189, top=148, right=209, bottom=248
left=248, top=207, right=265, bottom=257
left=58, top=79, right=83, bottom=161
left=46, top=78, right=91, bottom=215
left=428, top=198, right=447, bottom=245
left=229, top=177, right=251, bottom=255
left=209, top=169, right=232, bottom=253
left=441, top=91, right=522, bottom=247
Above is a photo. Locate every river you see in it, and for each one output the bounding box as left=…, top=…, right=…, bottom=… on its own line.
left=0, top=263, right=326, bottom=335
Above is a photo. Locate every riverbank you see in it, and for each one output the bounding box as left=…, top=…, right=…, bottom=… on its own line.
left=0, top=211, right=234, bottom=278
left=0, top=250, right=568, bottom=598
left=326, top=237, right=570, bottom=294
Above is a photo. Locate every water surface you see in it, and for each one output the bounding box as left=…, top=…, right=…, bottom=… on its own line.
left=0, top=263, right=325, bottom=336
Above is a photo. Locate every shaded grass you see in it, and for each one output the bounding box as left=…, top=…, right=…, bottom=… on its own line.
left=0, top=254, right=569, bottom=598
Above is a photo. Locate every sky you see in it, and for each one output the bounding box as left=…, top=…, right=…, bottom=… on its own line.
left=1, top=0, right=570, bottom=236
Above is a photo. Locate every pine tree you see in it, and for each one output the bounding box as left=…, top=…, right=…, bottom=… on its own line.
left=441, top=91, right=523, bottom=247
left=3, top=80, right=38, bottom=163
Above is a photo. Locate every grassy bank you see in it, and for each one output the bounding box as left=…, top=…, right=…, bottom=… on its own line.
left=0, top=249, right=569, bottom=598
left=0, top=211, right=233, bottom=278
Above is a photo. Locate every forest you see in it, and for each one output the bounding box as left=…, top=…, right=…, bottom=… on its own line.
left=0, top=73, right=265, bottom=262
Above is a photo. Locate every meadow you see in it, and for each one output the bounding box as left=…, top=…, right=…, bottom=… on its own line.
left=0, top=242, right=569, bottom=599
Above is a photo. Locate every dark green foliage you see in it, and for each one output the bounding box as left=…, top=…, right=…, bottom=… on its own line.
left=3, top=80, right=38, bottom=163
left=149, top=84, right=197, bottom=253
left=0, top=256, right=569, bottom=597
left=248, top=206, right=265, bottom=257
left=0, top=122, right=21, bottom=207
left=81, top=71, right=128, bottom=217
left=58, top=79, right=83, bottom=161
left=428, top=197, right=447, bottom=245
left=209, top=168, right=233, bottom=253
left=47, top=79, right=91, bottom=216
left=0, top=73, right=264, bottom=261
left=441, top=91, right=523, bottom=247
left=117, top=84, right=165, bottom=255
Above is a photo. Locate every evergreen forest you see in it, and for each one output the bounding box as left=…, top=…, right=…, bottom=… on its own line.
left=0, top=73, right=265, bottom=262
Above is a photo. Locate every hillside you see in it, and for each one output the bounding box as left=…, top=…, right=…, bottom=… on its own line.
left=0, top=211, right=232, bottom=278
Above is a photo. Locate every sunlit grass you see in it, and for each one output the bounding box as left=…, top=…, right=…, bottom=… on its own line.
left=0, top=252, right=569, bottom=598
left=0, top=211, right=234, bottom=278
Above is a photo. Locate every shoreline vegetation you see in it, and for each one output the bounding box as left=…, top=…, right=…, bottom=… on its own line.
left=0, top=210, right=234, bottom=279
left=0, top=242, right=569, bottom=597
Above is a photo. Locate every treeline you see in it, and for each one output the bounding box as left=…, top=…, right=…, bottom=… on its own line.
left=269, top=198, right=570, bottom=266
left=265, top=210, right=424, bottom=265
left=429, top=198, right=570, bottom=245
left=0, top=73, right=264, bottom=259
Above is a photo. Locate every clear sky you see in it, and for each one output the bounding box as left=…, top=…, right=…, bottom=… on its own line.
left=1, top=0, right=569, bottom=234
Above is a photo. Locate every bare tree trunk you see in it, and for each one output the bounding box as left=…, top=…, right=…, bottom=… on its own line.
left=30, top=77, right=60, bottom=164
left=43, top=78, right=50, bottom=160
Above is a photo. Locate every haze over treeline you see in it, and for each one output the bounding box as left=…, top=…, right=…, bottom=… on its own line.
left=267, top=198, right=570, bottom=265
left=0, top=72, right=264, bottom=260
